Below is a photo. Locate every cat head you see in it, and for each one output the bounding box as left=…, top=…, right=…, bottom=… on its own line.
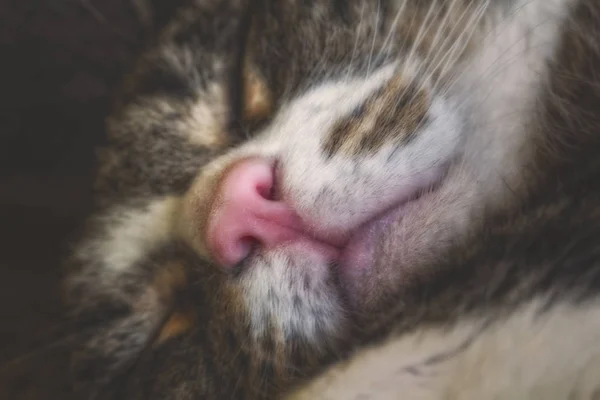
left=80, top=0, right=493, bottom=395
left=174, top=58, right=463, bottom=313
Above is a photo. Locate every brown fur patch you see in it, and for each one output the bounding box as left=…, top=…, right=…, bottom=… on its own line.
left=134, top=260, right=187, bottom=312
left=155, top=310, right=196, bottom=344
left=150, top=262, right=196, bottom=344
left=324, top=75, right=430, bottom=158
left=243, top=66, right=273, bottom=124
left=153, top=261, right=188, bottom=303
left=129, top=261, right=195, bottom=347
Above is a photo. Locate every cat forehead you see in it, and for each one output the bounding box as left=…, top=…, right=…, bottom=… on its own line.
left=263, top=62, right=432, bottom=157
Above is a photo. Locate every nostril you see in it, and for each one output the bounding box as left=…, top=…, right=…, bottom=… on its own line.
left=270, top=159, right=282, bottom=201
left=255, top=159, right=280, bottom=201
left=256, top=180, right=274, bottom=200
left=240, top=235, right=259, bottom=248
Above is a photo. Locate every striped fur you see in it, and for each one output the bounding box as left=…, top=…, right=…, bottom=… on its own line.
left=20, top=0, right=600, bottom=399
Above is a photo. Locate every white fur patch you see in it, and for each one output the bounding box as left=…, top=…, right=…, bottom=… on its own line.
left=183, top=81, right=229, bottom=148
left=239, top=246, right=345, bottom=344
left=94, top=197, right=179, bottom=273
left=287, top=298, right=600, bottom=399
left=455, top=0, right=575, bottom=204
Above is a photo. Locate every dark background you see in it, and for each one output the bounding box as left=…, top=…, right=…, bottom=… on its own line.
left=0, top=0, right=146, bottom=370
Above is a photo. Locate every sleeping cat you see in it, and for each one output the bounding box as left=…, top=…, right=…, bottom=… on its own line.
left=40, top=0, right=600, bottom=398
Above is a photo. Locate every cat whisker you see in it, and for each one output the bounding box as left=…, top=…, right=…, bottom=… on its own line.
left=430, top=5, right=489, bottom=96
left=366, top=0, right=382, bottom=77
left=417, top=0, right=465, bottom=84
left=374, top=0, right=409, bottom=67
left=426, top=0, right=489, bottom=94
left=439, top=0, right=540, bottom=96
left=307, top=43, right=335, bottom=88
left=345, top=2, right=367, bottom=83
left=404, top=0, right=440, bottom=74
left=440, top=0, right=490, bottom=69
left=402, top=0, right=468, bottom=101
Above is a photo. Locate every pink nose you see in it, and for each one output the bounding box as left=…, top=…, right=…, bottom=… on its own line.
left=206, top=158, right=311, bottom=267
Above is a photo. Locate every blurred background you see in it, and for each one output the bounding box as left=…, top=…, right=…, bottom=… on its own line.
left=0, top=0, right=148, bottom=378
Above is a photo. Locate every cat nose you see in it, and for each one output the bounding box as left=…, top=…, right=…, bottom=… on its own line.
left=206, top=158, right=305, bottom=268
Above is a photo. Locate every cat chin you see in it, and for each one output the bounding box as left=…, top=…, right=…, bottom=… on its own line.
left=240, top=242, right=348, bottom=345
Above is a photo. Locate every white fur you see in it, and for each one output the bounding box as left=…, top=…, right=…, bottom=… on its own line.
left=184, top=81, right=229, bottom=148
left=90, top=197, right=178, bottom=273
left=273, top=86, right=462, bottom=236
left=455, top=0, right=575, bottom=205
left=362, top=0, right=576, bottom=284
left=287, top=298, right=600, bottom=399
left=240, top=245, right=345, bottom=343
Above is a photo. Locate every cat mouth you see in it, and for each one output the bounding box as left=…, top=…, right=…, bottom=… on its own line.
left=291, top=175, right=445, bottom=288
